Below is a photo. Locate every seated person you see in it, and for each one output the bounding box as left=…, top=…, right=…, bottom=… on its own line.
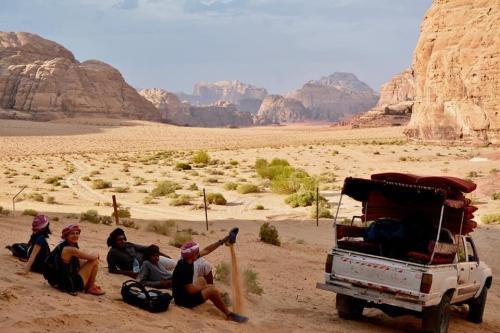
left=137, top=245, right=173, bottom=288
left=45, top=224, right=104, bottom=296
left=172, top=241, right=248, bottom=323
left=7, top=215, right=51, bottom=274
left=106, top=228, right=215, bottom=282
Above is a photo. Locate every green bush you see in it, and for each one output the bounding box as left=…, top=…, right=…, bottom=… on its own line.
left=259, top=222, right=280, bottom=246
left=45, top=176, right=62, bottom=186
left=481, top=214, right=500, bottom=224
left=46, top=196, right=56, bottom=204
left=112, top=207, right=131, bottom=218
left=237, top=183, right=259, bottom=194
left=170, top=195, right=192, bottom=206
left=243, top=268, right=263, bottom=295
left=80, top=209, right=100, bottom=223
left=215, top=262, right=230, bottom=284
left=151, top=180, right=181, bottom=197
left=147, top=220, right=176, bottom=236
left=229, top=160, right=238, bottom=166
left=188, top=183, right=199, bottom=191
left=175, top=162, right=192, bottom=171
left=133, top=177, right=145, bottom=186
left=491, top=193, right=500, bottom=200
left=22, top=209, right=38, bottom=216
left=255, top=204, right=264, bottom=210
left=121, top=219, right=139, bottom=230
left=114, top=186, right=129, bottom=193
left=206, top=192, right=227, bottom=205
left=29, top=192, right=44, bottom=202
left=223, top=182, right=238, bottom=191
left=170, top=231, right=193, bottom=248
left=310, top=205, right=333, bottom=218
left=192, top=150, right=210, bottom=165
left=285, top=191, right=326, bottom=208
left=92, top=179, right=112, bottom=189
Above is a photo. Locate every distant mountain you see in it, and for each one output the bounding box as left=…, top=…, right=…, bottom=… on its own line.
left=286, top=72, right=379, bottom=121
left=254, top=95, right=309, bottom=125
left=176, top=80, right=267, bottom=114
left=140, top=88, right=253, bottom=127
left=0, top=32, right=159, bottom=121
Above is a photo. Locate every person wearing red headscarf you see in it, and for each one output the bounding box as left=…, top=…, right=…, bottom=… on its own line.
left=45, top=224, right=104, bottom=296
left=7, top=214, right=51, bottom=274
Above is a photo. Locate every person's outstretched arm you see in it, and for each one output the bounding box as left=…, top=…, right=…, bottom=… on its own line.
left=199, top=236, right=229, bottom=257
left=16, top=244, right=41, bottom=275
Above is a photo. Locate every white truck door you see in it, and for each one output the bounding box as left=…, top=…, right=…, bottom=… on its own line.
left=465, top=237, right=482, bottom=295
left=456, top=237, right=481, bottom=301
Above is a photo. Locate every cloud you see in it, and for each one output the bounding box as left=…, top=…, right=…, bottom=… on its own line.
left=113, top=0, right=139, bottom=10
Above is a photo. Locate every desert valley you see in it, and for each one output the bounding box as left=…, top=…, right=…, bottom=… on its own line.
left=0, top=0, right=499, bottom=333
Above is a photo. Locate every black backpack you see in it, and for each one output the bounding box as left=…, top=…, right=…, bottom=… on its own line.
left=43, top=243, right=63, bottom=287
left=121, top=280, right=172, bottom=313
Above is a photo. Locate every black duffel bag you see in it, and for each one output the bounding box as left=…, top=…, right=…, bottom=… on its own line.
left=121, top=280, right=172, bottom=313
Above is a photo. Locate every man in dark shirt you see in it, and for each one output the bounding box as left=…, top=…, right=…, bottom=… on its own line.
left=172, top=240, right=248, bottom=323
left=106, top=228, right=148, bottom=278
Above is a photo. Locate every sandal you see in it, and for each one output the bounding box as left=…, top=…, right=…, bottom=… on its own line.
left=86, top=285, right=105, bottom=296
left=227, top=312, right=248, bottom=323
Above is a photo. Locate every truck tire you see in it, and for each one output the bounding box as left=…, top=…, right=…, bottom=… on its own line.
left=422, top=294, right=451, bottom=333
left=467, top=287, right=488, bottom=324
left=336, top=293, right=364, bottom=320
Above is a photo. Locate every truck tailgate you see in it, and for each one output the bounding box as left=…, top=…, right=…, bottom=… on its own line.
left=331, top=250, right=423, bottom=295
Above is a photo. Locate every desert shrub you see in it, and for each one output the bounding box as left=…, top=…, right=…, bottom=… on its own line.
left=143, top=196, right=155, bottom=204
left=255, top=158, right=292, bottom=180
left=121, top=219, right=139, bottom=229
left=170, top=231, right=193, bottom=248
left=481, top=214, right=500, bottom=224
left=89, top=170, right=100, bottom=176
left=175, top=162, right=192, bottom=171
left=170, top=195, right=192, bottom=206
left=45, top=176, right=62, bottom=186
left=255, top=204, right=264, bottom=210
left=81, top=176, right=91, bottom=181
left=188, top=183, right=199, bottom=191
left=204, top=177, right=219, bottom=184
left=114, top=186, right=129, bottom=193
left=22, top=209, right=38, bottom=216
left=285, top=191, right=326, bottom=208
left=206, top=192, right=227, bottom=205
left=92, top=179, right=112, bottom=189
left=192, top=150, right=210, bottom=165
left=215, top=262, right=230, bottom=284
left=466, top=171, right=480, bottom=178
left=112, top=207, right=131, bottom=218
left=32, top=175, right=40, bottom=180
left=29, top=192, right=44, bottom=202
left=147, top=220, right=176, bottom=236
left=46, top=196, right=56, bottom=204
left=259, top=222, right=280, bottom=246
left=100, top=215, right=113, bottom=225
left=80, top=209, right=100, bottom=223
left=310, top=204, right=333, bottom=218
left=243, top=268, right=263, bottom=295
left=229, top=160, right=238, bottom=166
left=133, top=177, right=145, bottom=186
left=151, top=180, right=181, bottom=197
left=491, top=192, right=500, bottom=200
left=237, top=184, right=259, bottom=194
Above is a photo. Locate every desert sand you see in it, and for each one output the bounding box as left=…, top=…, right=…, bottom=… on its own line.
left=0, top=119, right=499, bottom=333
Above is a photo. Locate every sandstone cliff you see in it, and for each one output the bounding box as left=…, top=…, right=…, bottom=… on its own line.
left=177, top=80, right=267, bottom=113
left=404, top=1, right=500, bottom=145
left=0, top=32, right=159, bottom=121
left=254, top=95, right=309, bottom=125
left=286, top=72, right=379, bottom=121
left=351, top=69, right=415, bottom=128
left=140, top=88, right=253, bottom=127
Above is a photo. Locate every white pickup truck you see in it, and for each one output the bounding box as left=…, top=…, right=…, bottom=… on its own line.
left=317, top=173, right=492, bottom=333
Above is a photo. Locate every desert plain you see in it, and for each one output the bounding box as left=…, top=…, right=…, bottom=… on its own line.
left=0, top=119, right=499, bottom=333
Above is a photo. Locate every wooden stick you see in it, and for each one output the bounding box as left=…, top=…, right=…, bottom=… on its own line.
left=112, top=195, right=120, bottom=225
left=203, top=188, right=208, bottom=231
left=316, top=186, right=319, bottom=227
left=12, top=185, right=27, bottom=213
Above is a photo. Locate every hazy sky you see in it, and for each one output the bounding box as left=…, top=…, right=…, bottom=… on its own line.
left=1, top=0, right=432, bottom=94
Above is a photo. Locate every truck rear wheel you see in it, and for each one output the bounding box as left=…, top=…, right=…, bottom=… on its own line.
left=467, top=287, right=488, bottom=324
left=422, top=294, right=451, bottom=333
left=336, top=293, right=365, bottom=320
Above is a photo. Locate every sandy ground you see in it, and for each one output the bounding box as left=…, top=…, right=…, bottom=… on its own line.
left=0, top=119, right=499, bottom=333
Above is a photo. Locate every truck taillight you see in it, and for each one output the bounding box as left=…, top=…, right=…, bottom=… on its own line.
left=420, top=273, right=433, bottom=294
left=325, top=253, right=333, bottom=273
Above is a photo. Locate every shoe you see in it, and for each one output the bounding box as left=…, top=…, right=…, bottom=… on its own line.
left=86, top=285, right=105, bottom=296
left=228, top=227, right=239, bottom=244
left=227, top=312, right=248, bottom=323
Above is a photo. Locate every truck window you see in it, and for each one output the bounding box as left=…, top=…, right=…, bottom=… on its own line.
left=465, top=238, right=477, bottom=262
left=457, top=237, right=466, bottom=262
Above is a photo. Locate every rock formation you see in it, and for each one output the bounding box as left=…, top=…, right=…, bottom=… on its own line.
left=254, top=95, right=309, bottom=125
left=286, top=72, right=379, bottom=121
left=351, top=69, right=415, bottom=128
left=404, top=1, right=500, bottom=145
left=177, top=80, right=267, bottom=113
left=0, top=32, right=159, bottom=121
left=140, top=88, right=253, bottom=127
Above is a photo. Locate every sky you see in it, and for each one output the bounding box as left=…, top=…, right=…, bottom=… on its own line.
left=0, top=0, right=432, bottom=94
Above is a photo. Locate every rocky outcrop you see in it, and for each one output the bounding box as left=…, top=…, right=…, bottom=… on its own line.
left=0, top=32, right=159, bottom=121
left=177, top=80, right=267, bottom=113
left=140, top=88, right=253, bottom=127
left=404, top=1, right=500, bottom=145
left=351, top=69, right=415, bottom=128
left=254, top=95, right=309, bottom=125
left=286, top=72, right=379, bottom=121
